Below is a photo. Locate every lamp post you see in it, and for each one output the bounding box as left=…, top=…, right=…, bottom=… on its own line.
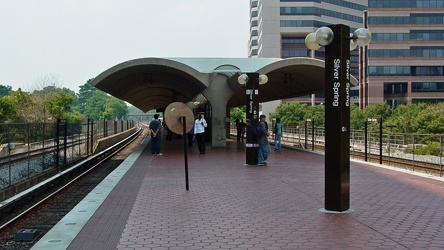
left=306, top=25, right=371, bottom=212
left=238, top=73, right=268, bottom=165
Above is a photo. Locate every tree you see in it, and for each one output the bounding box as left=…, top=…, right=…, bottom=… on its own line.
left=84, top=91, right=108, bottom=120
left=305, top=104, right=325, bottom=127
left=101, top=98, right=128, bottom=120
left=47, top=92, right=75, bottom=119
left=0, top=95, right=17, bottom=122
left=30, top=76, right=65, bottom=122
left=230, top=106, right=246, bottom=122
left=350, top=104, right=364, bottom=130
left=72, top=79, right=97, bottom=114
left=6, top=89, right=36, bottom=122
left=84, top=91, right=128, bottom=120
left=0, top=85, right=12, bottom=97
left=269, top=101, right=309, bottom=125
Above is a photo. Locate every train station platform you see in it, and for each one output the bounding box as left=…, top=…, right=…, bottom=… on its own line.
left=32, top=135, right=444, bottom=249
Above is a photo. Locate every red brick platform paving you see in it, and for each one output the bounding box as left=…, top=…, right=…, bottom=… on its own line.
left=69, top=137, right=444, bottom=249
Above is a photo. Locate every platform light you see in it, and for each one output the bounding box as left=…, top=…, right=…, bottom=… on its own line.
left=305, top=27, right=372, bottom=51
left=258, top=74, right=268, bottom=85
left=237, top=73, right=268, bottom=85
left=315, top=27, right=334, bottom=46
left=237, top=74, right=248, bottom=85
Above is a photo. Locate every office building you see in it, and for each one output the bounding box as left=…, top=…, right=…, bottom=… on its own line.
left=364, top=0, right=444, bottom=108
left=249, top=0, right=444, bottom=113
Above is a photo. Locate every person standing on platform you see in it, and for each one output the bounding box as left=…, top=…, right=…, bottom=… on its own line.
left=193, top=114, right=207, bottom=154
left=235, top=118, right=241, bottom=141
left=257, top=114, right=270, bottom=165
left=149, top=114, right=162, bottom=156
left=274, top=118, right=282, bottom=151
left=240, top=119, right=246, bottom=141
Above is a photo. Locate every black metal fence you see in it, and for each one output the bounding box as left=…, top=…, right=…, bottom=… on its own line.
left=0, top=119, right=136, bottom=189
left=231, top=123, right=443, bottom=176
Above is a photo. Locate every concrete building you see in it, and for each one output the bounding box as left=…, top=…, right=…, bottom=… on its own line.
left=249, top=0, right=367, bottom=116
left=364, top=0, right=444, bottom=108
left=249, top=0, right=444, bottom=114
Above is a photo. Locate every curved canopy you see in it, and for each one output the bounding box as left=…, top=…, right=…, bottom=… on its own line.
left=93, top=57, right=358, bottom=112
left=93, top=58, right=208, bottom=112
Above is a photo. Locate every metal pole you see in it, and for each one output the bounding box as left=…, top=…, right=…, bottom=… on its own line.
left=87, top=119, right=90, bottom=154
left=388, top=131, right=391, bottom=166
left=305, top=120, right=308, bottom=149
left=42, top=123, right=46, bottom=173
left=440, top=135, right=442, bottom=177
left=364, top=121, right=368, bottom=161
left=64, top=120, right=67, bottom=165
left=412, top=135, right=415, bottom=171
left=182, top=116, right=189, bottom=190
left=56, top=119, right=60, bottom=171
left=311, top=119, right=315, bottom=151
left=8, top=124, right=11, bottom=185
left=379, top=118, right=382, bottom=164
left=90, top=120, right=94, bottom=154
left=27, top=124, right=30, bottom=179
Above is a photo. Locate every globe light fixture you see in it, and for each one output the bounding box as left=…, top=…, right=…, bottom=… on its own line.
left=305, top=32, right=321, bottom=50
left=352, top=28, right=372, bottom=47
left=238, top=73, right=268, bottom=85
left=315, top=27, right=334, bottom=46
left=258, top=74, right=268, bottom=85
left=237, top=74, right=249, bottom=85
left=305, top=27, right=371, bottom=51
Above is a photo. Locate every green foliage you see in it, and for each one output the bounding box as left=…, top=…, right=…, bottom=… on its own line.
left=350, top=103, right=364, bottom=129
left=5, top=89, right=35, bottom=122
left=101, top=98, right=128, bottom=120
left=64, top=111, right=85, bottom=123
left=362, top=103, right=392, bottom=131
left=269, top=102, right=325, bottom=127
left=83, top=91, right=128, bottom=120
left=404, top=141, right=443, bottom=156
left=47, top=92, right=75, bottom=119
left=230, top=106, right=246, bottom=122
left=0, top=85, right=12, bottom=97
left=269, top=101, right=444, bottom=136
left=71, top=79, right=96, bottom=113
left=0, top=95, right=17, bottom=122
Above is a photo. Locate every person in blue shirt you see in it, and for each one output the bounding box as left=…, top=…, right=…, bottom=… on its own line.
left=257, top=114, right=270, bottom=165
left=274, top=118, right=282, bottom=151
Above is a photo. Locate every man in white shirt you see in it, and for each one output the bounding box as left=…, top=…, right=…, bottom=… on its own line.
left=193, top=114, right=207, bottom=154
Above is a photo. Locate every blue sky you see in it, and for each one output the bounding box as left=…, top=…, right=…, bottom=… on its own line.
left=0, top=0, right=250, bottom=92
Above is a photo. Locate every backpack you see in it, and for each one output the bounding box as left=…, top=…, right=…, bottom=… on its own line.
left=250, top=123, right=263, bottom=138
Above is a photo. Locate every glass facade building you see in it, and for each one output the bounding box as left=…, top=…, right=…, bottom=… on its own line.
left=249, top=0, right=444, bottom=109
left=366, top=0, right=444, bottom=107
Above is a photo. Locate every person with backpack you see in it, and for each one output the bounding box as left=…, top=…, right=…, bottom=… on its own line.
left=274, top=118, right=282, bottom=152
left=257, top=114, right=270, bottom=166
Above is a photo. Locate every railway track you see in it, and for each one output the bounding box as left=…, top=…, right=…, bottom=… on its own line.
left=0, top=127, right=148, bottom=250
left=297, top=142, right=443, bottom=176
left=350, top=151, right=443, bottom=176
